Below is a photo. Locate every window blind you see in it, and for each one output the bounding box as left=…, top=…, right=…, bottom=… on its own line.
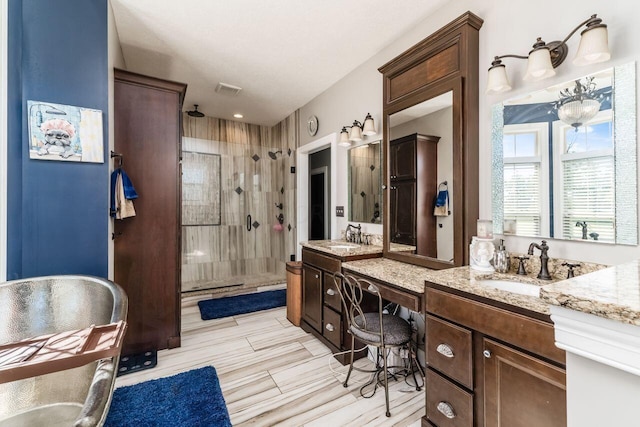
left=561, top=155, right=615, bottom=241
left=504, top=163, right=541, bottom=236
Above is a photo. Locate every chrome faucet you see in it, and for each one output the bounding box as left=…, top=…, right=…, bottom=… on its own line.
left=345, top=224, right=362, bottom=244
left=527, top=240, right=552, bottom=280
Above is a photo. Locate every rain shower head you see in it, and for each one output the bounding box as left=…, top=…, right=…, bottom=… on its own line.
left=186, top=104, right=205, bottom=118
left=268, top=150, right=282, bottom=160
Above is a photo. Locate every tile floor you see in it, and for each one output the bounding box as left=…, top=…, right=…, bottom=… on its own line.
left=115, top=287, right=424, bottom=426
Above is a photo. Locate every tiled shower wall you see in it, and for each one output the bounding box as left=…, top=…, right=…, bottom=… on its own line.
left=181, top=112, right=298, bottom=292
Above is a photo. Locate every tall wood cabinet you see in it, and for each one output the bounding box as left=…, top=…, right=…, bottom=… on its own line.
left=113, top=69, right=187, bottom=355
left=389, top=133, right=439, bottom=257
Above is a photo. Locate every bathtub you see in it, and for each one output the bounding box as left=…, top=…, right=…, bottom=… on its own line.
left=0, top=275, right=127, bottom=427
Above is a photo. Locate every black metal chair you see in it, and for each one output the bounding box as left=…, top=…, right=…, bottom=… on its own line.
left=333, top=272, right=415, bottom=417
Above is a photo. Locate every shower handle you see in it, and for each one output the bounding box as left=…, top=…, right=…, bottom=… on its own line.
left=247, top=214, right=252, bottom=231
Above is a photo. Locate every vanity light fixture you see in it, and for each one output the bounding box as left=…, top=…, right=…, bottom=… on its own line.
left=338, top=113, right=376, bottom=147
left=486, top=14, right=610, bottom=94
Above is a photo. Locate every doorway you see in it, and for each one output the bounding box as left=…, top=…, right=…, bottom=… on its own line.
left=310, top=167, right=328, bottom=239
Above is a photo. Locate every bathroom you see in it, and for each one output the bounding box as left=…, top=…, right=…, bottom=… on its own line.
left=2, top=0, right=640, bottom=426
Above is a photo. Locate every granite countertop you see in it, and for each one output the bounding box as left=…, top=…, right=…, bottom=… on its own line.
left=300, top=240, right=414, bottom=257
left=541, top=259, right=640, bottom=326
left=342, top=258, right=556, bottom=315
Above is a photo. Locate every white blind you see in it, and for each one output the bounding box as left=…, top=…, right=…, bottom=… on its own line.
left=504, top=163, right=541, bottom=236
left=561, top=155, right=615, bottom=241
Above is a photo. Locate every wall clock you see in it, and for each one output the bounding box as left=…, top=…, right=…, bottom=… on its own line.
left=307, top=115, right=319, bottom=136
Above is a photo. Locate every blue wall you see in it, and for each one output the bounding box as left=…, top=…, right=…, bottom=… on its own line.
left=7, top=0, right=109, bottom=279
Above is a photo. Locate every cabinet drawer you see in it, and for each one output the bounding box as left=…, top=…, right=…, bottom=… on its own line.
left=426, top=368, right=473, bottom=427
left=302, top=248, right=341, bottom=273
left=323, top=306, right=342, bottom=348
left=324, top=275, right=342, bottom=312
left=426, top=315, right=473, bottom=389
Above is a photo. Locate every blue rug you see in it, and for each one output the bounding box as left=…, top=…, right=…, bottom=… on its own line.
left=198, top=289, right=286, bottom=320
left=105, top=366, right=231, bottom=427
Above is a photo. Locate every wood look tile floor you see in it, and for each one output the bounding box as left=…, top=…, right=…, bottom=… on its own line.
left=115, top=288, right=425, bottom=426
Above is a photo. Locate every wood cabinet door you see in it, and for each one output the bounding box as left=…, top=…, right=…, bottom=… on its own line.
left=390, top=138, right=416, bottom=180
left=483, top=338, right=566, bottom=427
left=302, top=265, right=323, bottom=332
left=114, top=70, right=185, bottom=355
left=390, top=180, right=416, bottom=245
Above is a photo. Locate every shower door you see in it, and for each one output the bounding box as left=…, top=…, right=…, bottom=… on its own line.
left=181, top=138, right=288, bottom=292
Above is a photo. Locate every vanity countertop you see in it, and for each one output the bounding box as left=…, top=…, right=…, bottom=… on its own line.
left=342, top=258, right=555, bottom=315
left=300, top=240, right=414, bottom=257
left=541, top=259, right=640, bottom=326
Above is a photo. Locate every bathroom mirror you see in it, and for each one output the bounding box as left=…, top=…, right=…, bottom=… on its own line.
left=379, top=11, right=481, bottom=270
left=389, top=92, right=453, bottom=261
left=348, top=141, right=382, bottom=224
left=492, top=62, right=637, bottom=245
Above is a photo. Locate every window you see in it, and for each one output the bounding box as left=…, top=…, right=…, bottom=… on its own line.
left=553, top=112, right=614, bottom=242
left=502, top=123, right=549, bottom=237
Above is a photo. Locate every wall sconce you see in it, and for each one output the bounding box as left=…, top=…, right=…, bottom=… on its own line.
left=486, top=14, right=610, bottom=94
left=339, top=113, right=376, bottom=147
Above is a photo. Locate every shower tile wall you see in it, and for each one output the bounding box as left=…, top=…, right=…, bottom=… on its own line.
left=181, top=113, right=298, bottom=292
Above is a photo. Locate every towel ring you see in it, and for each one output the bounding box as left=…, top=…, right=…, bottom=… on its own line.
left=110, top=150, right=123, bottom=168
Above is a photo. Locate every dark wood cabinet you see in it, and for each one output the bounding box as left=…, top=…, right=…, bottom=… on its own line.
left=300, top=247, right=380, bottom=363
left=389, top=133, right=439, bottom=256
left=483, top=338, right=566, bottom=427
left=113, top=69, right=186, bottom=355
left=302, top=264, right=323, bottom=332
left=424, top=284, right=566, bottom=427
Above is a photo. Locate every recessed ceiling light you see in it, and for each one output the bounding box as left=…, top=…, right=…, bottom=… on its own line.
left=233, top=113, right=243, bottom=119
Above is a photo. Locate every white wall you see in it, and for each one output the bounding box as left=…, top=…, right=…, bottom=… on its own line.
left=299, top=0, right=640, bottom=265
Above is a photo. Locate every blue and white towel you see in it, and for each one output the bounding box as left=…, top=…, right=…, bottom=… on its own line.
left=110, top=168, right=138, bottom=219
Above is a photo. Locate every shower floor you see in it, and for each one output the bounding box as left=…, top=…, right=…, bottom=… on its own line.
left=181, top=273, right=286, bottom=297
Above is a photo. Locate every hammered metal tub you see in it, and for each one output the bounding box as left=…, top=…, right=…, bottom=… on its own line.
left=0, top=275, right=127, bottom=427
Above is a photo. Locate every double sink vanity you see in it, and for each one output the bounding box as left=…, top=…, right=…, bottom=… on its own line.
left=301, top=239, right=640, bottom=426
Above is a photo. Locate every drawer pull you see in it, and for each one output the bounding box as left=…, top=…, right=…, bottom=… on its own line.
left=436, top=401, right=456, bottom=419
left=315, top=274, right=320, bottom=279
left=325, top=323, right=335, bottom=332
left=436, top=343, right=454, bottom=358
left=483, top=349, right=492, bottom=359
left=326, top=288, right=336, bottom=296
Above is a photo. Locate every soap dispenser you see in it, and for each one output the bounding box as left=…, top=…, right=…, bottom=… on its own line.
left=493, top=239, right=510, bottom=273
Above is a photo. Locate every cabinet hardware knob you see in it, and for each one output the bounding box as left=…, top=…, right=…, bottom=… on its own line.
left=325, top=323, right=335, bottom=332
left=436, top=401, right=456, bottom=419
left=483, top=349, right=492, bottom=358
left=382, top=184, right=387, bottom=190
left=315, top=274, right=319, bottom=279
left=326, top=288, right=336, bottom=296
left=436, top=343, right=454, bottom=358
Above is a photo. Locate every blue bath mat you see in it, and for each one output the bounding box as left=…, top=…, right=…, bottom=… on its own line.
left=105, top=366, right=231, bottom=427
left=197, top=289, right=286, bottom=320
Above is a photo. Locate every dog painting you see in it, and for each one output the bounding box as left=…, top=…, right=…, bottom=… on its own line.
left=28, top=100, right=104, bottom=163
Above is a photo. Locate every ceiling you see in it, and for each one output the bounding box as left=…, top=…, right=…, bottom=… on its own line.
left=110, top=0, right=449, bottom=126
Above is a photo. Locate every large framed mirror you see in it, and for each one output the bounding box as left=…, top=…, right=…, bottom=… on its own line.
left=379, top=11, right=482, bottom=269
left=348, top=141, right=382, bottom=224
left=492, top=62, right=637, bottom=245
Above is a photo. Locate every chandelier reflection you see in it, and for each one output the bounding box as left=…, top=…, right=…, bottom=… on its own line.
left=555, top=77, right=602, bottom=131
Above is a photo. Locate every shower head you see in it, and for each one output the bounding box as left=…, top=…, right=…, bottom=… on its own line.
left=186, top=104, right=205, bottom=118
left=268, top=150, right=282, bottom=160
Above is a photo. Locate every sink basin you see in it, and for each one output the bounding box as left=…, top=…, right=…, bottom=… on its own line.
left=477, top=279, right=542, bottom=297
left=328, top=244, right=360, bottom=250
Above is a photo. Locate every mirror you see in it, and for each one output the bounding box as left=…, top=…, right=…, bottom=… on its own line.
left=388, top=92, right=453, bottom=261
left=492, top=62, right=637, bottom=245
left=379, top=11, right=481, bottom=270
left=348, top=141, right=382, bottom=224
